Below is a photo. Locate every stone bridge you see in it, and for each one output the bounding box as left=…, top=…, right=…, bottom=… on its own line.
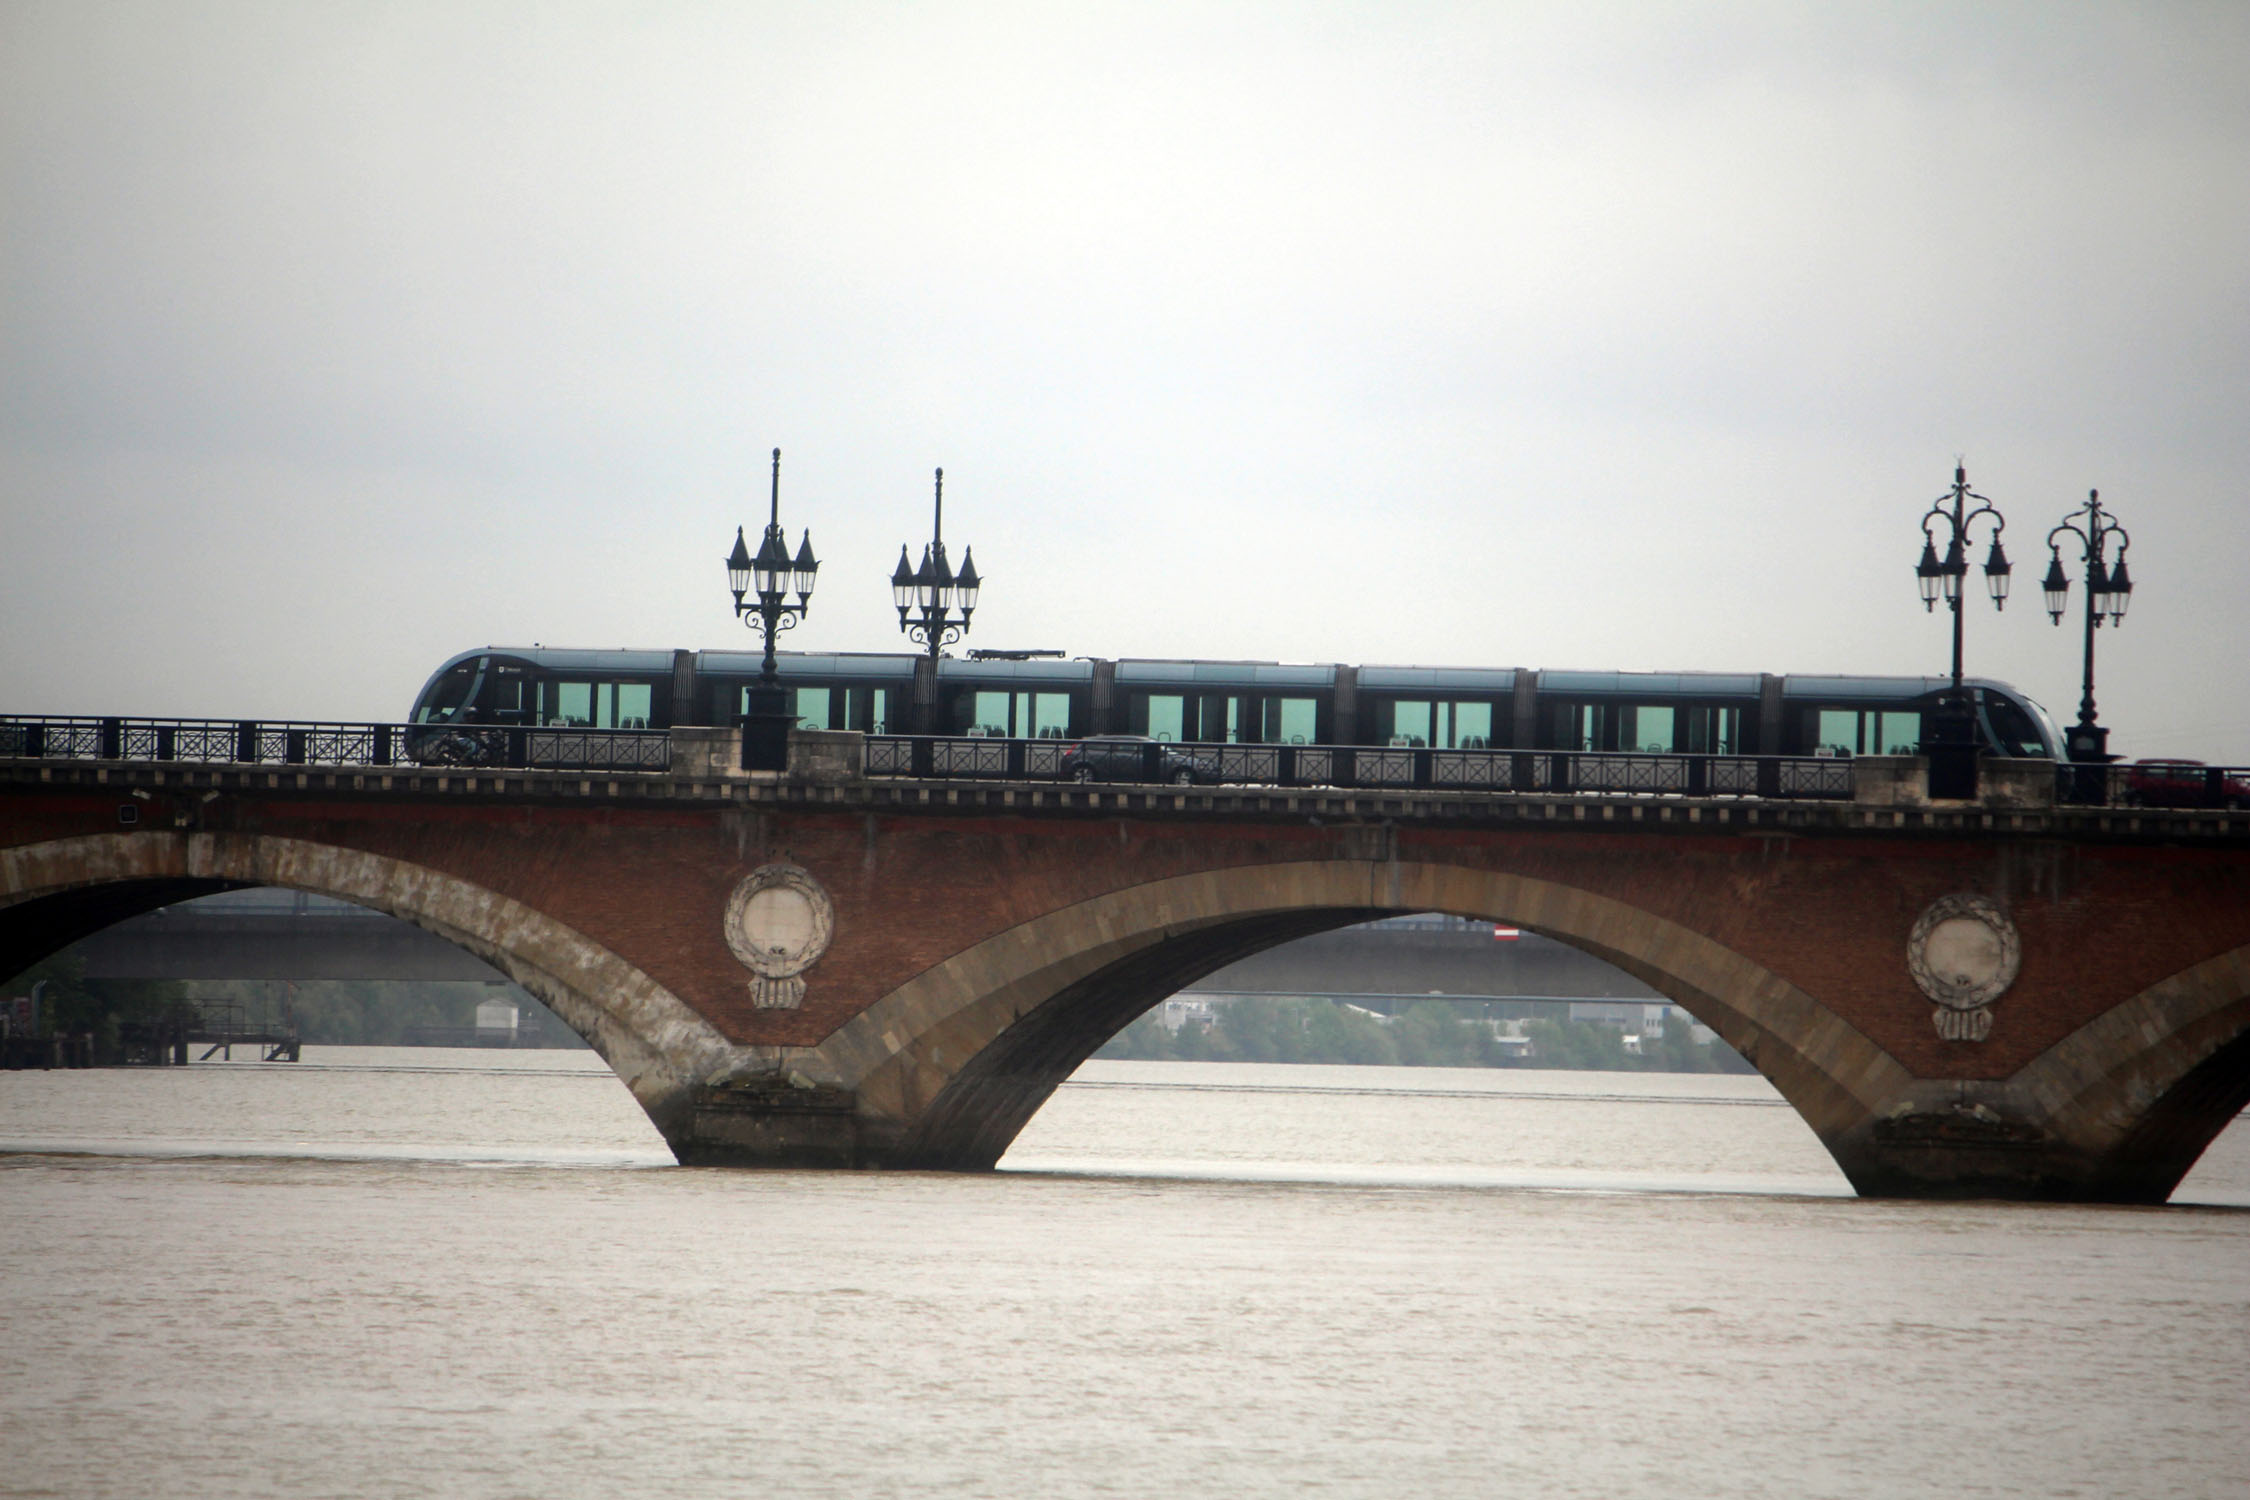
left=4, top=735, right=2248, bottom=1202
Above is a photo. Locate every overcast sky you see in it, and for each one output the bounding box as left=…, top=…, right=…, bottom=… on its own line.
left=4, top=2, right=2246, bottom=758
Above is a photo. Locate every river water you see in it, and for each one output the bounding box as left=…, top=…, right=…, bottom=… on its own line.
left=3, top=1050, right=2246, bottom=1498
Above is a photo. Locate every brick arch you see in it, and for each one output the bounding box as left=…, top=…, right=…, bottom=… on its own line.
left=0, top=832, right=732, bottom=1151
left=796, top=858, right=1915, bottom=1173
left=2002, top=939, right=2250, bottom=1202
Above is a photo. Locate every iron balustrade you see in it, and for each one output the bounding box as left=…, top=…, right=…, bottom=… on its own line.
left=8, top=713, right=2236, bottom=808
left=2059, top=760, right=2250, bottom=811
left=0, top=716, right=672, bottom=774
left=865, top=736, right=1859, bottom=800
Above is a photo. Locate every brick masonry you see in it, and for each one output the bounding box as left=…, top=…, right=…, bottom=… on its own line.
left=7, top=762, right=2250, bottom=1196
left=6, top=775, right=2246, bottom=1080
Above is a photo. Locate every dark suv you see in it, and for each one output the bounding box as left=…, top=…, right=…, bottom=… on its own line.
left=1058, top=735, right=1219, bottom=785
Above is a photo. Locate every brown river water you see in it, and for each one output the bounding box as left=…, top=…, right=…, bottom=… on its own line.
left=3, top=1050, right=2246, bottom=1498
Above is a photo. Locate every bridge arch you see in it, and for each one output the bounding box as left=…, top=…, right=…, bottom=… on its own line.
left=0, top=832, right=733, bottom=1150
left=2002, top=939, right=2250, bottom=1202
left=802, top=858, right=1917, bottom=1177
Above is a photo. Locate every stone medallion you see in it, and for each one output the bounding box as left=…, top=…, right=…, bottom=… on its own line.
left=723, top=863, right=835, bottom=1010
left=1907, top=894, right=2020, bottom=1042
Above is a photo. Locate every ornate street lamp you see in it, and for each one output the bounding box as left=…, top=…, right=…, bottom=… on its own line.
left=725, top=448, right=818, bottom=768
left=891, top=467, right=979, bottom=733
left=1914, top=464, right=2011, bottom=796
left=2042, top=489, right=2132, bottom=766
left=892, top=467, right=979, bottom=661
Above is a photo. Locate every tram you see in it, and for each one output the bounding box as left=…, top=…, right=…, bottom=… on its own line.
left=406, top=646, right=2066, bottom=761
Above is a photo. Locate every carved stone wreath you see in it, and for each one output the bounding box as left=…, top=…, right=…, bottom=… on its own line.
left=724, top=863, right=835, bottom=1010
left=1907, top=894, right=2020, bottom=1043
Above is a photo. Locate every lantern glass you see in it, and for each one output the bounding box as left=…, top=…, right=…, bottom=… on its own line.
left=792, top=532, right=819, bottom=600
left=1916, top=539, right=1943, bottom=607
left=955, top=548, right=981, bottom=614
left=932, top=550, right=956, bottom=613
left=891, top=547, right=916, bottom=612
left=754, top=529, right=790, bottom=598
left=726, top=529, right=753, bottom=600
left=2041, top=553, right=2069, bottom=623
left=1983, top=536, right=2011, bottom=607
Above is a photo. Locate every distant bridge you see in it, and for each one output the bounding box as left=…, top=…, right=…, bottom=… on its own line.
left=68, top=896, right=1658, bottom=1003
left=5, top=721, right=2250, bottom=1201
left=68, top=890, right=506, bottom=982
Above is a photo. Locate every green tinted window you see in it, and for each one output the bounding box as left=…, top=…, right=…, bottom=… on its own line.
left=549, top=682, right=593, bottom=726
left=1389, top=700, right=1433, bottom=746
left=1028, top=692, right=1071, bottom=737
left=1816, top=709, right=1859, bottom=753
left=972, top=691, right=1011, bottom=735
left=1449, top=702, right=1493, bottom=748
left=793, top=687, right=832, bottom=730
left=1269, top=697, right=1318, bottom=744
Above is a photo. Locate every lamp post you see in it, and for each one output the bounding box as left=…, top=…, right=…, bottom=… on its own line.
left=2041, top=489, right=2131, bottom=767
left=725, top=448, right=818, bottom=769
left=890, top=467, right=980, bottom=733
left=1914, top=463, right=2012, bottom=797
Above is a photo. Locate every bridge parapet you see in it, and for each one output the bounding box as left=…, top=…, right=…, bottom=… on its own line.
left=7, top=714, right=2243, bottom=816
left=4, top=755, right=2248, bottom=845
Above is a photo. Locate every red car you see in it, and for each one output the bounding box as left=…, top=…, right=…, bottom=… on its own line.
left=2123, top=759, right=2250, bottom=810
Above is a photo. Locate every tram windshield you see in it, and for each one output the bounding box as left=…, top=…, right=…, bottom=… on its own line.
left=414, top=662, right=480, bottom=723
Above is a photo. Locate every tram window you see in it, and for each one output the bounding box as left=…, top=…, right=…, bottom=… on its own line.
left=966, top=690, right=1073, bottom=738
left=1984, top=698, right=2042, bottom=757
left=1816, top=710, right=1858, bottom=755
left=418, top=666, right=477, bottom=722
left=1632, top=706, right=1674, bottom=753
left=1682, top=706, right=1738, bottom=754
left=1385, top=700, right=1497, bottom=749
left=1449, top=702, right=1493, bottom=749
left=1552, top=703, right=1619, bottom=752
left=1807, top=707, right=1920, bottom=756
left=1204, top=694, right=1241, bottom=743
left=867, top=688, right=889, bottom=734
left=547, top=681, right=652, bottom=728
left=1140, top=694, right=1186, bottom=742
left=1388, top=700, right=1433, bottom=747
left=794, top=688, right=833, bottom=730
left=1263, top=697, right=1318, bottom=744
left=546, top=682, right=593, bottom=726
left=1027, top=692, right=1070, bottom=738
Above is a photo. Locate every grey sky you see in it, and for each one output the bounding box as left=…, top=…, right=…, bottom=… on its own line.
left=4, top=2, right=2246, bottom=758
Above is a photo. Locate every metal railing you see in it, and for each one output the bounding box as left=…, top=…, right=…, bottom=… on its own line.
left=2057, top=760, right=2250, bottom=810
left=0, top=716, right=672, bottom=773
left=10, top=712, right=2237, bottom=809
left=865, top=735, right=1858, bottom=800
